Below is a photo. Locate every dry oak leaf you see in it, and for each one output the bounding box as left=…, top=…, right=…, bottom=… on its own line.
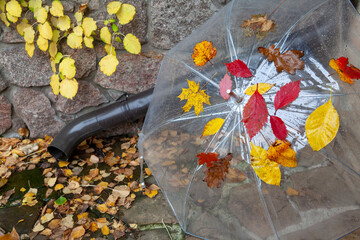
left=192, top=40, right=217, bottom=66
left=259, top=45, right=304, bottom=75
left=329, top=57, right=360, bottom=84
left=178, top=79, right=210, bottom=117
left=267, top=140, right=297, bottom=167
left=196, top=152, right=219, bottom=167
left=241, top=13, right=276, bottom=40
left=203, top=153, right=232, bottom=188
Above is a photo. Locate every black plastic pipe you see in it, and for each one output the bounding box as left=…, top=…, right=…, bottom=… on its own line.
left=48, top=88, right=154, bottom=160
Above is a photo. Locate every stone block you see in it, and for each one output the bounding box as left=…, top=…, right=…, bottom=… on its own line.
left=0, top=96, right=12, bottom=134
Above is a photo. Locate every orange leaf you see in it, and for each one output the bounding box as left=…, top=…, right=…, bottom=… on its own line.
left=101, top=226, right=110, bottom=235
left=196, top=152, right=219, bottom=167
left=0, top=228, right=19, bottom=240
left=267, top=140, right=297, bottom=167
left=192, top=40, right=217, bottom=66
left=70, top=226, right=85, bottom=239
left=329, top=57, right=360, bottom=84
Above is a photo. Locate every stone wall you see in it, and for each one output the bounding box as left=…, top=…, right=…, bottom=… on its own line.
left=0, top=0, right=231, bottom=138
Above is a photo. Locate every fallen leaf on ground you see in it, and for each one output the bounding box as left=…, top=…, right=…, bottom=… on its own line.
left=286, top=187, right=299, bottom=196
left=70, top=226, right=85, bottom=239
left=0, top=228, right=19, bottom=240
left=241, top=13, right=276, bottom=40
left=192, top=40, right=217, bottom=66
left=329, top=57, right=360, bottom=84
left=203, top=153, right=232, bottom=188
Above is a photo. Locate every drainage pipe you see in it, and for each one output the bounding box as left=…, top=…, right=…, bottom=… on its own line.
left=48, top=88, right=153, bottom=161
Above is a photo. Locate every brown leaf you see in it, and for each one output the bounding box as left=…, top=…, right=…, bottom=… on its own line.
left=286, top=187, right=299, bottom=196
left=70, top=226, right=85, bottom=239
left=0, top=178, right=7, bottom=189
left=241, top=13, right=276, bottom=40
left=227, top=168, right=247, bottom=183
left=0, top=188, right=15, bottom=205
left=48, top=219, right=61, bottom=229
left=17, top=128, right=29, bottom=137
left=258, top=45, right=304, bottom=74
left=0, top=228, right=19, bottom=240
left=203, top=153, right=232, bottom=188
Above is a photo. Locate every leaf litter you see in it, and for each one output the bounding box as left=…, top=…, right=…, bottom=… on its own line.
left=0, top=130, right=159, bottom=239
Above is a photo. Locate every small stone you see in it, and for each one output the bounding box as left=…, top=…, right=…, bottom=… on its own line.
left=0, top=45, right=53, bottom=87
left=0, top=96, right=12, bottom=134
left=48, top=81, right=107, bottom=114
left=94, top=52, right=163, bottom=93
left=0, top=75, right=8, bottom=93
left=12, top=88, right=65, bottom=138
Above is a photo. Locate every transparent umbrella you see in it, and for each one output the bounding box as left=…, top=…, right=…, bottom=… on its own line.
left=139, top=0, right=360, bottom=239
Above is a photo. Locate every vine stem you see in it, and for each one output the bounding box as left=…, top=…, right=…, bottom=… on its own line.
left=268, top=0, right=287, bottom=19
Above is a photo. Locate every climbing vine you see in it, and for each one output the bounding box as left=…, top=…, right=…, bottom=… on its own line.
left=0, top=0, right=141, bottom=99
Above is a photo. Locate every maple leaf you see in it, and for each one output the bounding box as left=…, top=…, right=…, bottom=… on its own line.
left=178, top=79, right=210, bottom=117
left=274, top=80, right=301, bottom=113
left=267, top=140, right=297, bottom=167
left=203, top=153, right=232, bottom=188
left=241, top=13, right=276, bottom=40
left=329, top=57, right=360, bottom=84
left=242, top=86, right=269, bottom=139
left=219, top=73, right=232, bottom=100
left=197, top=152, right=219, bottom=167
left=192, top=40, right=217, bottom=66
left=258, top=45, right=304, bottom=74
left=225, top=59, right=252, bottom=78
left=270, top=116, right=287, bottom=140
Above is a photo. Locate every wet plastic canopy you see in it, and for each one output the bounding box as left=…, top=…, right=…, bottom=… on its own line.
left=139, top=0, right=360, bottom=239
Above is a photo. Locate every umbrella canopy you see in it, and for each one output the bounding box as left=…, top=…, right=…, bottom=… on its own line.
left=139, top=0, right=360, bottom=239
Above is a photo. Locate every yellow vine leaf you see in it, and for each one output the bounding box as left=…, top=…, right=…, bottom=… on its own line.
left=37, top=35, right=48, bottom=51
left=6, top=12, right=18, bottom=23
left=178, top=79, right=210, bottom=117
left=0, top=13, right=10, bottom=27
left=60, top=78, right=78, bottom=99
left=6, top=0, right=22, bottom=18
left=16, top=20, right=30, bottom=36
left=74, top=12, right=83, bottom=25
left=25, top=42, right=35, bottom=57
left=67, top=33, right=83, bottom=49
left=50, top=74, right=60, bottom=95
left=84, top=36, right=94, bottom=48
left=100, top=27, right=111, bottom=44
left=50, top=1, right=63, bottom=17
left=245, top=83, right=275, bottom=95
left=305, top=98, right=339, bottom=151
left=56, top=15, right=71, bottom=31
left=23, top=26, right=35, bottom=43
left=59, top=57, right=76, bottom=79
left=49, top=41, right=57, bottom=58
left=38, top=21, right=53, bottom=40
left=0, top=0, right=5, bottom=11
left=52, top=29, right=60, bottom=42
left=123, top=33, right=141, bottom=54
left=82, top=17, right=97, bottom=37
left=250, top=143, right=281, bottom=186
left=116, top=3, right=135, bottom=25
left=50, top=59, right=56, bottom=72
left=73, top=26, right=83, bottom=36
left=105, top=44, right=116, bottom=56
left=99, top=54, right=119, bottom=76
left=29, top=0, right=42, bottom=12
left=34, top=7, right=47, bottom=23
left=201, top=118, right=225, bottom=138
left=267, top=140, right=297, bottom=167
left=107, top=1, right=122, bottom=15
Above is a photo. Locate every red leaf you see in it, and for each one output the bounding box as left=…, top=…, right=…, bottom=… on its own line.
left=274, top=80, right=301, bottom=113
left=219, top=73, right=232, bottom=100
left=225, top=59, right=252, bottom=78
left=329, top=57, right=360, bottom=84
left=242, top=88, right=269, bottom=139
left=196, top=152, right=219, bottom=167
left=270, top=116, right=287, bottom=140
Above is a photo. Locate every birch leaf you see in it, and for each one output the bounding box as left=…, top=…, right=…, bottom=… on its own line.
left=201, top=118, right=225, bottom=137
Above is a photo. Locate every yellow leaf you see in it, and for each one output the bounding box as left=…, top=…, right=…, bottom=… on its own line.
left=60, top=78, right=78, bottom=99
left=63, top=169, right=73, bottom=177
left=267, top=140, right=297, bottom=167
left=54, top=184, right=64, bottom=191
left=144, top=168, right=152, bottom=175
left=107, top=1, right=122, bottom=15
left=101, top=226, right=110, bottom=235
left=73, top=26, right=83, bottom=36
left=245, top=83, right=275, bottom=95
left=178, top=79, right=210, bottom=117
left=201, top=118, right=225, bottom=137
left=0, top=13, right=10, bottom=27
left=74, top=12, right=83, bottom=24
left=20, top=187, right=26, bottom=192
left=56, top=15, right=70, bottom=31
left=116, top=3, right=135, bottom=25
left=50, top=74, right=60, bottom=95
left=100, top=27, right=111, bottom=44
left=50, top=59, right=56, bottom=72
left=48, top=41, right=57, bottom=58
left=16, top=20, right=30, bottom=36
left=70, top=226, right=85, bottom=239
left=50, top=1, right=63, bottom=17
left=145, top=189, right=158, bottom=198
left=6, top=0, right=22, bottom=18
left=34, top=7, right=47, bottom=23
left=89, top=222, right=98, bottom=232
left=25, top=42, right=35, bottom=57
left=38, top=21, right=52, bottom=40
left=250, top=143, right=281, bottom=186
left=104, top=44, right=116, bottom=56
left=52, top=29, right=60, bottom=42
left=0, top=0, right=5, bottom=11
left=84, top=36, right=94, bottom=48
left=37, top=35, right=48, bottom=51
left=23, top=26, right=35, bottom=43
left=29, top=0, right=42, bottom=12
left=58, top=161, right=69, bottom=167
left=305, top=98, right=339, bottom=151
left=6, top=12, right=18, bottom=23
left=123, top=33, right=141, bottom=54
left=66, top=33, right=83, bottom=49
left=99, top=54, right=119, bottom=76
left=192, top=41, right=217, bottom=66
left=82, top=17, right=97, bottom=37
left=97, top=204, right=108, bottom=213
left=59, top=57, right=76, bottom=79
